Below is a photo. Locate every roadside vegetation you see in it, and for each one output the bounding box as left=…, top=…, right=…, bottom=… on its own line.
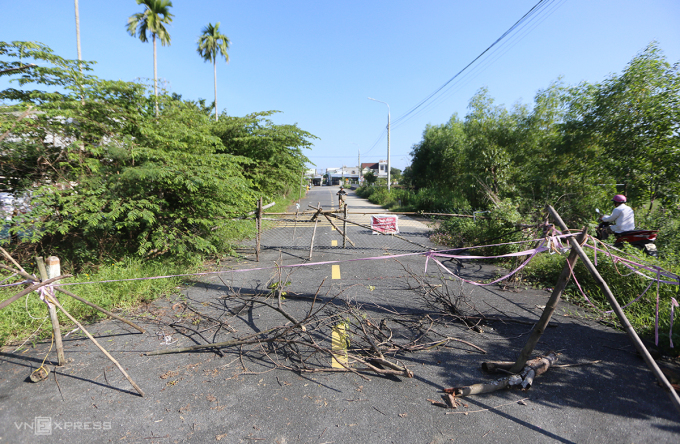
left=0, top=41, right=313, bottom=345
left=357, top=43, right=680, bottom=353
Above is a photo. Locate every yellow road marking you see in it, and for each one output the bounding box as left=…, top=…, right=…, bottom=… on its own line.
left=331, top=265, right=341, bottom=279
left=331, top=240, right=338, bottom=246
left=331, top=323, right=348, bottom=368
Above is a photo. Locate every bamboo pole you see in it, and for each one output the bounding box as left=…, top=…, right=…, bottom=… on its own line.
left=546, top=205, right=680, bottom=414
left=509, top=227, right=587, bottom=373
left=256, top=197, right=262, bottom=262
left=55, top=287, right=145, bottom=333
left=0, top=262, right=145, bottom=333
left=0, top=246, right=27, bottom=274
left=343, top=203, right=348, bottom=248
left=323, top=214, right=355, bottom=247
left=44, top=293, right=145, bottom=397
left=309, top=203, right=320, bottom=259
left=37, top=256, right=65, bottom=366
left=308, top=205, right=325, bottom=222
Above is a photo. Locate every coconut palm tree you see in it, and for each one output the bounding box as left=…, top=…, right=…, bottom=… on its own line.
left=126, top=0, right=174, bottom=117
left=197, top=22, right=230, bottom=121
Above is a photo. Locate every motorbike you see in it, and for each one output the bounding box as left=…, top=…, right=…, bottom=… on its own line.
left=595, top=209, right=659, bottom=257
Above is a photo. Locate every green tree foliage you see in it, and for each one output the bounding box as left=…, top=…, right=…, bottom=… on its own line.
left=363, top=170, right=377, bottom=186
left=409, top=115, right=467, bottom=192
left=390, top=167, right=402, bottom=183
left=0, top=41, right=314, bottom=263
left=577, top=43, right=680, bottom=211
left=211, top=111, right=315, bottom=197
left=463, top=88, right=517, bottom=204
left=407, top=43, right=679, bottom=227
left=127, top=0, right=174, bottom=118
left=197, top=22, right=230, bottom=121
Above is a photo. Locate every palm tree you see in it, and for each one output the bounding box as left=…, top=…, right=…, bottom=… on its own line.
left=197, top=22, right=230, bottom=121
left=126, top=0, right=174, bottom=117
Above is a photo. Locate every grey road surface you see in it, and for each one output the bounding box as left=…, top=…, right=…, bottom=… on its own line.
left=1, top=185, right=678, bottom=443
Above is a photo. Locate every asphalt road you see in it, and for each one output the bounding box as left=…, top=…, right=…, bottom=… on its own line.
left=1, top=185, right=679, bottom=443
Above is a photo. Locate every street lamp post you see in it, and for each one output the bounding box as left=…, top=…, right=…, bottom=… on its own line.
left=368, top=97, right=390, bottom=191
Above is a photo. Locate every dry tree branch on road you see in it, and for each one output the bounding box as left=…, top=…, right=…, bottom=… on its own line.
left=145, top=262, right=488, bottom=380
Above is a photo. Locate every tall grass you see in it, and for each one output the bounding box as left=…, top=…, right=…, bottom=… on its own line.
left=356, top=185, right=470, bottom=212
left=0, top=258, right=187, bottom=348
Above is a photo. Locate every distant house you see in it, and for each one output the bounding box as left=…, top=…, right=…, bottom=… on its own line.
left=305, top=168, right=324, bottom=186
left=361, top=160, right=388, bottom=178
left=325, top=166, right=362, bottom=185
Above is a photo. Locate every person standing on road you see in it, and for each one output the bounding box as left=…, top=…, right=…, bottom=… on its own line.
left=337, top=186, right=347, bottom=207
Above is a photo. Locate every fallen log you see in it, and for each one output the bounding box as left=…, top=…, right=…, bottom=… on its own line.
left=443, top=352, right=558, bottom=397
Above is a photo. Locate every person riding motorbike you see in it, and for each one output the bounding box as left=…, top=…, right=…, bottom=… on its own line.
left=596, top=194, right=658, bottom=256
left=337, top=186, right=347, bottom=207
left=599, top=194, right=635, bottom=234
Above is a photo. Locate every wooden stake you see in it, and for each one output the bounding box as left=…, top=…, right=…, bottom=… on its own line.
left=256, top=197, right=262, bottom=262
left=37, top=256, right=65, bottom=366
left=547, top=205, right=680, bottom=414
left=343, top=203, right=348, bottom=249
left=309, top=203, right=320, bottom=259
left=323, top=214, right=355, bottom=247
left=510, top=227, right=587, bottom=373
left=55, top=287, right=145, bottom=333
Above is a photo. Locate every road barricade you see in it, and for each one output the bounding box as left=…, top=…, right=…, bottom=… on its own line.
left=371, top=215, right=399, bottom=234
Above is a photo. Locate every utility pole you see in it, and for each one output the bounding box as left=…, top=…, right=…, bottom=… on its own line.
left=368, top=97, right=391, bottom=191
left=75, top=0, right=82, bottom=65
left=386, top=111, right=390, bottom=191
left=358, top=150, right=361, bottom=185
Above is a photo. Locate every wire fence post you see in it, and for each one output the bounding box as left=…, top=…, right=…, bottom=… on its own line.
left=309, top=203, right=320, bottom=259
left=256, top=197, right=262, bottom=262
left=298, top=169, right=304, bottom=204
left=343, top=203, right=348, bottom=248
left=37, top=256, right=65, bottom=366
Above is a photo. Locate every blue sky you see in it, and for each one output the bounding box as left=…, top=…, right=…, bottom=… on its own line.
left=2, top=1, right=679, bottom=173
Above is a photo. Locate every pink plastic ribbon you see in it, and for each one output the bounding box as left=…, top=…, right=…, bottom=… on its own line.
left=428, top=243, right=546, bottom=287
left=655, top=269, right=661, bottom=345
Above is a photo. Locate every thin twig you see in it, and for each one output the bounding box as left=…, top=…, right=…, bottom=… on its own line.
left=445, top=398, right=529, bottom=415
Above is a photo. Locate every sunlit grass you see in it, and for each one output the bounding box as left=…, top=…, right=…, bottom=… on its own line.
left=0, top=258, right=185, bottom=348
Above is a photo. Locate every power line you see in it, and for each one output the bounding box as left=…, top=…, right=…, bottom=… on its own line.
left=391, top=0, right=555, bottom=129
left=401, top=0, right=566, bottom=123
left=392, top=0, right=567, bottom=128
left=358, top=0, right=564, bottom=162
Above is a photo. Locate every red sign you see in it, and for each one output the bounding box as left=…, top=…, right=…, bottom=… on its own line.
left=371, top=215, right=399, bottom=234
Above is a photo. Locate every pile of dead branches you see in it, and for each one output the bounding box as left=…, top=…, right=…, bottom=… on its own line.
left=145, top=267, right=487, bottom=380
